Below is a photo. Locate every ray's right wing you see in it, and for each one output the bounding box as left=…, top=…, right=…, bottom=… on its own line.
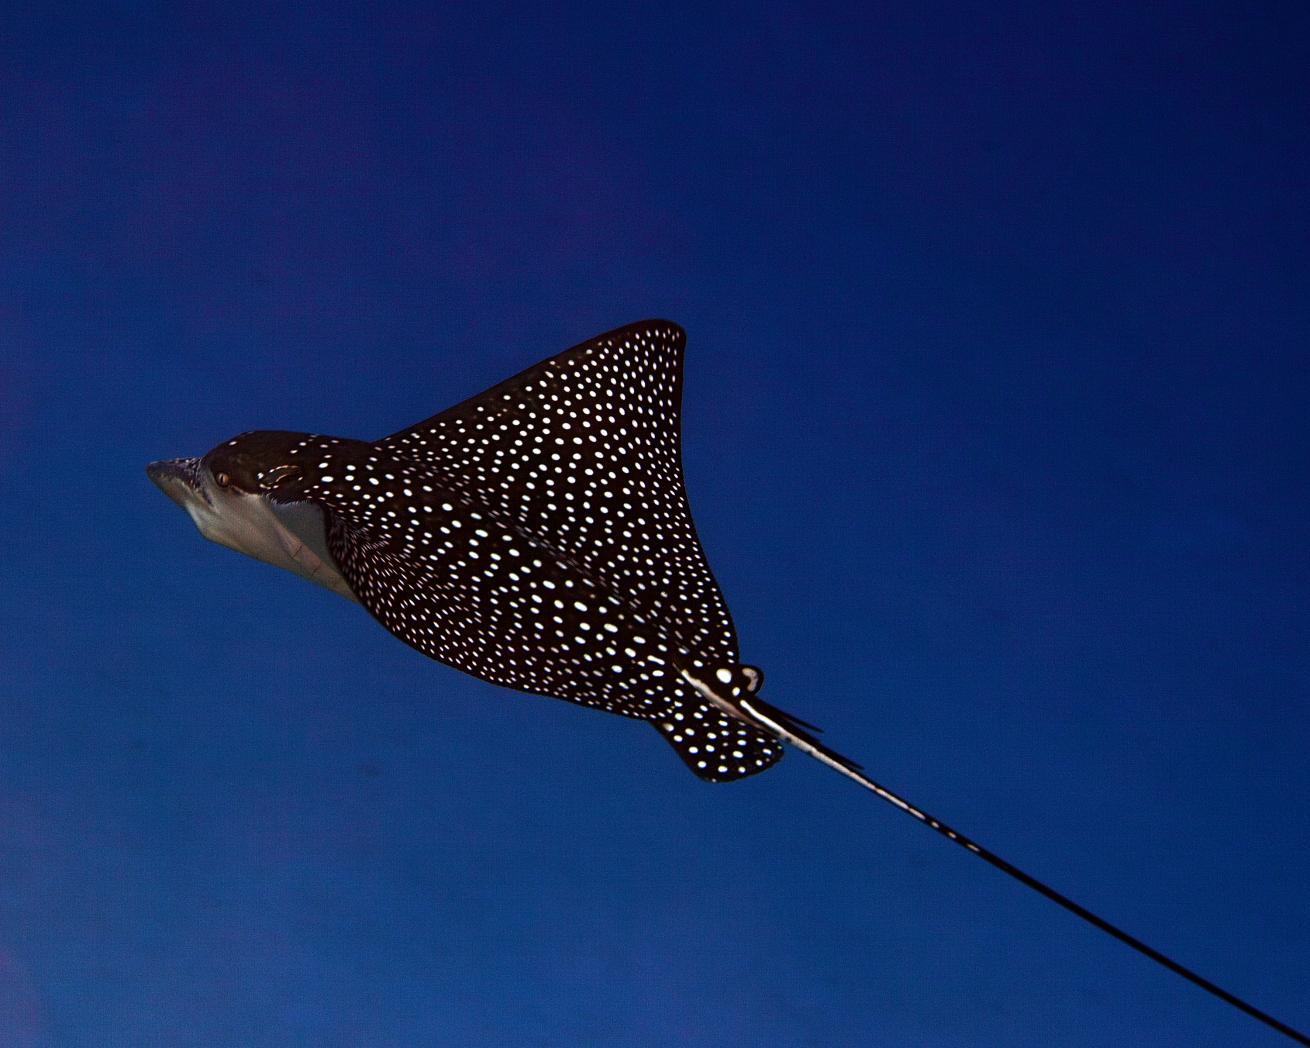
left=321, top=495, right=785, bottom=782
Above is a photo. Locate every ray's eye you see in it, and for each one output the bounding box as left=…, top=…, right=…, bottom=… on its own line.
left=214, top=471, right=232, bottom=488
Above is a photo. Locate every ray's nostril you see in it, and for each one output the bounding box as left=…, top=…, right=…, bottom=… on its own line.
left=147, top=459, right=177, bottom=486
left=146, top=457, right=202, bottom=501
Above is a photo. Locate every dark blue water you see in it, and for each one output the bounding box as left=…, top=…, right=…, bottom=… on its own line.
left=3, top=4, right=1307, bottom=1045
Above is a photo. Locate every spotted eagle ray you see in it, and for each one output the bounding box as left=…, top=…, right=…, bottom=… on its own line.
left=147, top=320, right=1306, bottom=1045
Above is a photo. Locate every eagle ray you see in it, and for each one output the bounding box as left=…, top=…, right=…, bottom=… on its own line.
left=147, top=319, right=1307, bottom=1046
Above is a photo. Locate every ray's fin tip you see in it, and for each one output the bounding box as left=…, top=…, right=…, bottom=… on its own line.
left=611, top=318, right=685, bottom=342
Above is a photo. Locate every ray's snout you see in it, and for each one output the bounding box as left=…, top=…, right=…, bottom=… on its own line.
left=146, top=457, right=203, bottom=508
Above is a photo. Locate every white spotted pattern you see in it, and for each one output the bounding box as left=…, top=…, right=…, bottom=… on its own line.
left=281, top=322, right=785, bottom=781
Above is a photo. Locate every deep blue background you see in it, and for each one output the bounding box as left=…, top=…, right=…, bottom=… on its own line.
left=3, top=4, right=1307, bottom=1046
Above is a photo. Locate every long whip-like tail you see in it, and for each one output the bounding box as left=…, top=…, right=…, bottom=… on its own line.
left=738, top=696, right=1309, bottom=1047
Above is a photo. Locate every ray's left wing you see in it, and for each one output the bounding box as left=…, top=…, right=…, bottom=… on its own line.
left=375, top=321, right=739, bottom=665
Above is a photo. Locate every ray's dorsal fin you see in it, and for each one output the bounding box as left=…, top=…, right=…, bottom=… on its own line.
left=377, top=321, right=739, bottom=664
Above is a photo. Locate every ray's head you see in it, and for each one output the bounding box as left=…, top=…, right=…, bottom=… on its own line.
left=146, top=431, right=364, bottom=602
left=145, top=430, right=325, bottom=550
left=200, top=430, right=320, bottom=496
left=148, top=430, right=313, bottom=503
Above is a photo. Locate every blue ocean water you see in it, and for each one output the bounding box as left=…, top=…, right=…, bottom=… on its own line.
left=2, top=4, right=1307, bottom=1046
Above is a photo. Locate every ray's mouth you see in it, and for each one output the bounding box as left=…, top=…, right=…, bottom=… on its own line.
left=146, top=457, right=212, bottom=509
